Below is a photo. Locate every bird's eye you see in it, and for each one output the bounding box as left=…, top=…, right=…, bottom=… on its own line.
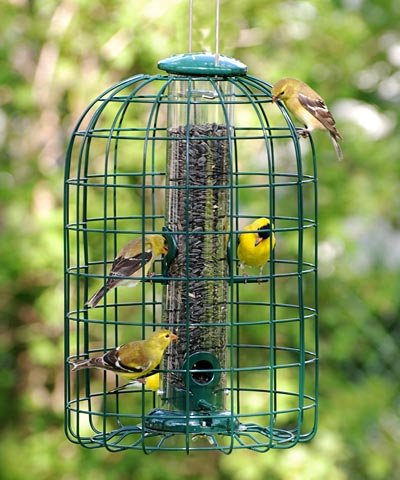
left=280, top=90, right=285, bottom=96
left=165, top=333, right=170, bottom=338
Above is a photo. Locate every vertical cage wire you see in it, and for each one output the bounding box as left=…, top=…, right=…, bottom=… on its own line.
left=64, top=67, right=318, bottom=453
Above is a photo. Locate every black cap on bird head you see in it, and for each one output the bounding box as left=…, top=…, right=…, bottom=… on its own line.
left=255, top=223, right=271, bottom=246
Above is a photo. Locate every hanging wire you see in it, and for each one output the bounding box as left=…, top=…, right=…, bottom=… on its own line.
left=188, top=0, right=193, bottom=53
left=215, top=0, right=220, bottom=65
left=188, top=0, right=221, bottom=64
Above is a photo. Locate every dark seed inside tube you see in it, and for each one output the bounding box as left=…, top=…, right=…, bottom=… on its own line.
left=164, top=123, right=230, bottom=400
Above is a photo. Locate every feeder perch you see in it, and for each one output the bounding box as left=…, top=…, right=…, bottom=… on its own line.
left=64, top=51, right=318, bottom=453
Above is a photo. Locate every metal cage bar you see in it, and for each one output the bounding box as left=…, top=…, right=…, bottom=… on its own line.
left=64, top=64, right=318, bottom=453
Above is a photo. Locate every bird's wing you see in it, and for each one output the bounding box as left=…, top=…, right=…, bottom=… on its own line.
left=110, top=250, right=152, bottom=278
left=103, top=346, right=153, bottom=375
left=298, top=93, right=341, bottom=137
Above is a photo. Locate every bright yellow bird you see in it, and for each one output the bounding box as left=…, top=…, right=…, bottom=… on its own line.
left=271, top=77, right=343, bottom=160
left=86, top=234, right=168, bottom=308
left=237, top=218, right=276, bottom=277
left=70, top=329, right=177, bottom=381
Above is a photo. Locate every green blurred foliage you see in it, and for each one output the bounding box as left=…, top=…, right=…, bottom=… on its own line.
left=0, top=0, right=399, bottom=478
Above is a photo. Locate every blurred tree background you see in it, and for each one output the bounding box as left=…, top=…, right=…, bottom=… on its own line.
left=0, top=0, right=399, bottom=478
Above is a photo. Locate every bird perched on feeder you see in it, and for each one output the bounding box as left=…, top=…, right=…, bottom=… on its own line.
left=70, top=329, right=177, bottom=382
left=271, top=77, right=343, bottom=161
left=237, top=217, right=276, bottom=278
left=86, top=234, right=168, bottom=308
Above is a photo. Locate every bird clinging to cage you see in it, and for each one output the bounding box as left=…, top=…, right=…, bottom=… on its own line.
left=271, top=77, right=343, bottom=161
left=237, top=217, right=276, bottom=278
left=86, top=234, right=168, bottom=308
left=70, top=329, right=177, bottom=381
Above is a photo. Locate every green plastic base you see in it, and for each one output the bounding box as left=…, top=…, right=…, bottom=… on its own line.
left=144, top=408, right=240, bottom=434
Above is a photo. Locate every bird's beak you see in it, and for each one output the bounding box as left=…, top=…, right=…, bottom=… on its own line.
left=272, top=95, right=278, bottom=103
left=254, top=237, right=263, bottom=247
left=162, top=246, right=168, bottom=255
left=170, top=333, right=178, bottom=341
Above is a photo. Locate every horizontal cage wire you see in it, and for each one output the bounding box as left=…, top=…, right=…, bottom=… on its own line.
left=64, top=64, right=318, bottom=453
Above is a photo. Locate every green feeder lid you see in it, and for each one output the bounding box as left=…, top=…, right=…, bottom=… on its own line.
left=158, top=52, right=247, bottom=76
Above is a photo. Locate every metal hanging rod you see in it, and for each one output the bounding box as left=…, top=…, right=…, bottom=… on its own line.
left=189, top=0, right=193, bottom=53
left=188, top=0, right=220, bottom=65
left=215, top=0, right=220, bottom=65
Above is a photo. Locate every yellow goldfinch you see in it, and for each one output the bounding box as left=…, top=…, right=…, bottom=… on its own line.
left=70, top=329, right=177, bottom=381
left=86, top=234, right=168, bottom=308
left=271, top=77, right=343, bottom=160
left=237, top=218, right=276, bottom=277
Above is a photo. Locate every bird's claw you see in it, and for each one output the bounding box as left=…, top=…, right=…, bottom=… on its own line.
left=297, top=128, right=310, bottom=138
left=147, top=272, right=155, bottom=284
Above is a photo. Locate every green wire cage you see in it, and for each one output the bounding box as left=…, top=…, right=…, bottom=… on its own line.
left=64, top=52, right=318, bottom=453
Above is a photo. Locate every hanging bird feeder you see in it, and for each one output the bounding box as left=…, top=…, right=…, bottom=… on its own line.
left=64, top=1, right=318, bottom=454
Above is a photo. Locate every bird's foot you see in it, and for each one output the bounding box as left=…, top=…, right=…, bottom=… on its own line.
left=258, top=267, right=265, bottom=284
left=297, top=128, right=310, bottom=138
left=147, top=272, right=155, bottom=284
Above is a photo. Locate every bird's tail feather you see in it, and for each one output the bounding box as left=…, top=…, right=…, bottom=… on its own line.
left=86, top=277, right=124, bottom=308
left=71, top=357, right=106, bottom=372
left=71, top=358, right=91, bottom=372
left=85, top=286, right=106, bottom=309
left=330, top=133, right=343, bottom=161
left=107, top=379, right=146, bottom=394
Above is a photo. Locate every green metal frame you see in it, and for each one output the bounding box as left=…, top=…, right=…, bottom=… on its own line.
left=64, top=54, right=318, bottom=453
